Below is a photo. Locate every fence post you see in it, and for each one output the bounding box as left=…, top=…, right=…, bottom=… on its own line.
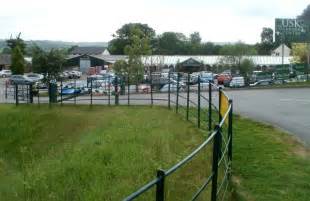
left=168, top=72, right=171, bottom=109
left=228, top=99, right=233, bottom=178
left=156, top=169, right=165, bottom=201
left=29, top=84, right=33, bottom=104
left=60, top=78, right=63, bottom=106
left=74, top=78, right=77, bottom=105
left=197, top=76, right=201, bottom=128
left=108, top=76, right=111, bottom=106
left=37, top=86, right=40, bottom=105
left=90, top=78, right=93, bottom=106
left=15, top=84, right=18, bottom=106
left=150, top=72, right=153, bottom=106
left=176, top=73, right=180, bottom=113
left=5, top=81, right=7, bottom=99
left=127, top=74, right=130, bottom=106
left=211, top=125, right=221, bottom=201
left=186, top=73, right=190, bottom=120
left=115, top=77, right=119, bottom=105
left=208, top=81, right=212, bottom=132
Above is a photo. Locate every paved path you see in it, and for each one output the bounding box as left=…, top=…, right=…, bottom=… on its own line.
left=226, top=88, right=310, bottom=146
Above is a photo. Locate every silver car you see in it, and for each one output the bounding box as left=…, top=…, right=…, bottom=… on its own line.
left=10, top=75, right=34, bottom=85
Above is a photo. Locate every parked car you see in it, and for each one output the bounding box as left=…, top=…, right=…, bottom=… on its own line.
left=60, top=88, right=81, bottom=95
left=10, top=75, right=34, bottom=85
left=229, top=77, right=245, bottom=88
left=0, top=70, right=12, bottom=78
left=24, top=73, right=44, bottom=82
left=200, top=72, right=213, bottom=83
left=68, top=71, right=82, bottom=79
left=138, top=84, right=151, bottom=93
left=217, top=74, right=232, bottom=86
left=160, top=83, right=185, bottom=92
left=250, top=79, right=273, bottom=87
left=59, top=71, right=70, bottom=79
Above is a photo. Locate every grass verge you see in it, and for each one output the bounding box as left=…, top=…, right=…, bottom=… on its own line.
left=232, top=115, right=310, bottom=201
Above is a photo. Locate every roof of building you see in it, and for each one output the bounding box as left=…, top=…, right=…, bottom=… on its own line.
left=66, top=54, right=293, bottom=66
left=0, top=54, right=11, bottom=65
left=141, top=55, right=293, bottom=66
left=70, top=46, right=108, bottom=55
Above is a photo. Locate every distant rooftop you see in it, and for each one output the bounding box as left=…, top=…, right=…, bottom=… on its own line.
left=0, top=54, right=11, bottom=65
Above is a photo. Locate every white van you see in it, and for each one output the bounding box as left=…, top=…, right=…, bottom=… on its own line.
left=229, top=77, right=245, bottom=87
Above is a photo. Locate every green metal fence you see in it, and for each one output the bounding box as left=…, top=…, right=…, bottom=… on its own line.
left=8, top=72, right=233, bottom=201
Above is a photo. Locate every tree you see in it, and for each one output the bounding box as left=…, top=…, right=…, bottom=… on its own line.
left=189, top=32, right=202, bottom=54
left=108, top=23, right=155, bottom=54
left=6, top=33, right=26, bottom=54
left=11, top=46, right=25, bottom=74
left=155, top=32, right=187, bottom=55
left=1, top=47, right=11, bottom=54
left=291, top=43, right=309, bottom=64
left=261, top=28, right=274, bottom=44
left=257, top=28, right=275, bottom=55
left=298, top=4, right=310, bottom=41
left=113, top=26, right=152, bottom=90
left=219, top=42, right=257, bottom=74
left=239, top=58, right=255, bottom=84
left=299, top=4, right=310, bottom=21
left=31, top=46, right=66, bottom=80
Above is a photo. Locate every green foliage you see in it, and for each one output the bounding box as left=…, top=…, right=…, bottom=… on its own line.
left=31, top=46, right=66, bottom=80
left=108, top=23, right=155, bottom=54
left=291, top=43, right=309, bottom=64
left=1, top=47, right=11, bottom=54
left=239, top=58, right=255, bottom=82
left=261, top=27, right=274, bottom=44
left=114, top=27, right=152, bottom=84
left=10, top=46, right=25, bottom=75
left=256, top=27, right=275, bottom=55
left=298, top=4, right=310, bottom=21
left=219, top=42, right=257, bottom=73
left=6, top=33, right=26, bottom=54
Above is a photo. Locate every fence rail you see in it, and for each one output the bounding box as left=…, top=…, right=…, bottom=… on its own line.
left=4, top=72, right=233, bottom=201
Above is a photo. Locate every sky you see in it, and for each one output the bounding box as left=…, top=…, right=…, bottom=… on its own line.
left=0, top=0, right=309, bottom=44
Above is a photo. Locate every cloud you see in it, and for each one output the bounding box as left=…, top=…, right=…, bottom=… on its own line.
left=0, top=0, right=309, bottom=43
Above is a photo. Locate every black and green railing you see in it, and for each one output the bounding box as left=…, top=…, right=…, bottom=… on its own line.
left=6, top=72, right=233, bottom=201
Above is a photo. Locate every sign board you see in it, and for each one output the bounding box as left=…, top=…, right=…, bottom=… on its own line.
left=275, top=18, right=309, bottom=43
left=220, top=92, right=229, bottom=124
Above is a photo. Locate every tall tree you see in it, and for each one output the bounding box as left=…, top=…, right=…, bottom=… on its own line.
left=108, top=23, right=155, bottom=54
left=299, top=4, right=310, bottom=21
left=219, top=42, right=257, bottom=74
left=298, top=4, right=310, bottom=41
left=189, top=32, right=202, bottom=54
left=6, top=33, right=26, bottom=54
left=256, top=28, right=275, bottom=55
left=11, top=46, right=25, bottom=74
left=261, top=27, right=274, bottom=44
left=31, top=46, right=66, bottom=80
left=156, top=32, right=187, bottom=55
left=114, top=26, right=152, bottom=89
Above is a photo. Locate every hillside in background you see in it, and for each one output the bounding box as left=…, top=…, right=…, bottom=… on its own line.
left=0, top=39, right=108, bottom=52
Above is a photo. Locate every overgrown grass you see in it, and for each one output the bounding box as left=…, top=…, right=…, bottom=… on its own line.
left=232, top=116, right=310, bottom=201
left=0, top=104, right=309, bottom=201
left=0, top=104, right=210, bottom=201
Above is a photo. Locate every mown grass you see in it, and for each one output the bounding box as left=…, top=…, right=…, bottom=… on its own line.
left=0, top=104, right=211, bottom=201
left=232, top=116, right=310, bottom=201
